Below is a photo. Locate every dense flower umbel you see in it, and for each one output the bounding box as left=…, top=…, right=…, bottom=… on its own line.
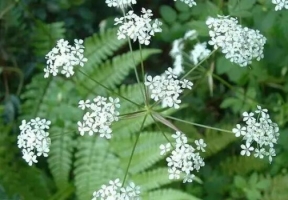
left=92, top=178, right=140, bottom=200
left=189, top=42, right=211, bottom=65
left=114, top=8, right=162, bottom=45
left=170, top=30, right=198, bottom=75
left=232, top=105, right=280, bottom=163
left=206, top=15, right=266, bottom=67
left=18, top=118, right=51, bottom=166
left=44, top=39, right=87, bottom=78
left=174, top=0, right=196, bottom=7
left=145, top=68, right=193, bottom=109
left=160, top=132, right=206, bottom=183
left=105, top=0, right=137, bottom=8
left=272, top=0, right=288, bottom=11
left=77, top=96, right=120, bottom=139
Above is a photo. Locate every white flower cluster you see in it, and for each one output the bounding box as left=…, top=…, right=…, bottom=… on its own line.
left=170, top=30, right=198, bottom=75
left=206, top=15, right=266, bottom=67
left=77, top=96, right=120, bottom=139
left=44, top=39, right=88, bottom=78
left=232, top=105, right=280, bottom=163
left=92, top=178, right=140, bottom=200
left=105, top=0, right=137, bottom=8
left=160, top=132, right=206, bottom=183
left=17, top=118, right=51, bottom=166
left=114, top=8, right=162, bottom=45
left=170, top=38, right=184, bottom=75
left=189, top=42, right=211, bottom=65
left=145, top=68, right=193, bottom=109
left=272, top=0, right=288, bottom=11
left=174, top=0, right=197, bottom=7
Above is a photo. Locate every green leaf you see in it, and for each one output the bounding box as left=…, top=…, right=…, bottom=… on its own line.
left=160, top=5, right=177, bottom=24
left=228, top=0, right=256, bottom=17
left=234, top=175, right=247, bottom=189
left=31, top=21, right=66, bottom=56
left=175, top=1, right=189, bottom=12
left=143, top=189, right=200, bottom=200
left=189, top=21, right=209, bottom=36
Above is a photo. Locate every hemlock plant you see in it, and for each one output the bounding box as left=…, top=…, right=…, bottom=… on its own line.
left=15, top=0, right=285, bottom=199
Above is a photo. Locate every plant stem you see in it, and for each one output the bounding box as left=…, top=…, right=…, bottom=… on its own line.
left=181, top=49, right=217, bottom=80
left=150, top=113, right=174, bottom=148
left=164, top=115, right=233, bottom=134
left=122, top=114, right=148, bottom=186
left=120, top=8, right=146, bottom=103
left=78, top=70, right=141, bottom=107
left=138, top=43, right=148, bottom=105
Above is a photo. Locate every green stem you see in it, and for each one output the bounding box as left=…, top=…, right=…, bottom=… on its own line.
left=150, top=113, right=174, bottom=148
left=120, top=8, right=146, bottom=103
left=78, top=70, right=141, bottom=107
left=138, top=43, right=148, bottom=105
left=122, top=114, right=148, bottom=186
left=164, top=115, right=233, bottom=134
left=181, top=49, right=217, bottom=80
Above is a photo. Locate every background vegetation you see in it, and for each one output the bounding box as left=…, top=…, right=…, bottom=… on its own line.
left=1, top=0, right=288, bottom=199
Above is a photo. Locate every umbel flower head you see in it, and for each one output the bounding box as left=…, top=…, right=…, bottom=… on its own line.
left=77, top=96, right=120, bottom=139
left=189, top=42, right=211, bottom=65
left=206, top=15, right=266, bottom=67
left=145, top=68, right=193, bottom=109
left=272, top=0, right=288, bottom=11
left=44, top=39, right=88, bottom=78
left=105, top=0, right=137, bottom=8
left=17, top=118, right=51, bottom=166
left=160, top=132, right=206, bottom=183
left=232, top=105, right=280, bottom=163
left=114, top=8, right=162, bottom=45
left=92, top=178, right=140, bottom=200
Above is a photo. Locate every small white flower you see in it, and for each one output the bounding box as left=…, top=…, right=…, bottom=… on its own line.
left=240, top=142, right=254, bottom=156
left=232, top=124, right=246, bottom=137
left=159, top=143, right=172, bottom=155
left=78, top=99, right=91, bottom=110
left=195, top=139, right=207, bottom=152
left=272, top=0, right=288, bottom=11
left=254, top=148, right=265, bottom=159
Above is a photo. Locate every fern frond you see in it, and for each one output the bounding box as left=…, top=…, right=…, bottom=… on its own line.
left=31, top=21, right=66, bottom=56
left=76, top=49, right=161, bottom=96
left=74, top=136, right=124, bottom=200
left=142, top=188, right=201, bottom=200
left=220, top=155, right=267, bottom=175
left=132, top=168, right=175, bottom=192
left=82, top=28, right=127, bottom=74
left=115, top=83, right=145, bottom=112
left=203, top=126, right=237, bottom=158
left=111, top=131, right=168, bottom=174
left=48, top=121, right=76, bottom=190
